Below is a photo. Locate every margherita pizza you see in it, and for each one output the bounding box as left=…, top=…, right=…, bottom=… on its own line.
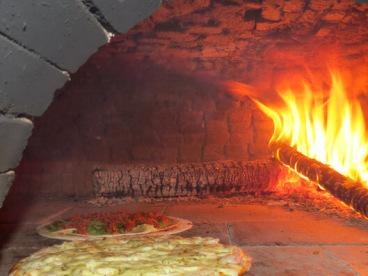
left=9, top=236, right=251, bottom=275
left=37, top=210, right=192, bottom=240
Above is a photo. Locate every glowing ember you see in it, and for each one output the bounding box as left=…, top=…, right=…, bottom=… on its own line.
left=226, top=71, right=368, bottom=187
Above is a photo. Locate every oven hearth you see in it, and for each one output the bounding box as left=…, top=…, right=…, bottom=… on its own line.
left=1, top=192, right=368, bottom=275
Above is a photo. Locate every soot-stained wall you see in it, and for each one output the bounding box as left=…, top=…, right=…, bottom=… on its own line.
left=7, top=0, right=368, bottom=198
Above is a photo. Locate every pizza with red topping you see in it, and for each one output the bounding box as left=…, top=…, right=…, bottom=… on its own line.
left=37, top=210, right=192, bottom=240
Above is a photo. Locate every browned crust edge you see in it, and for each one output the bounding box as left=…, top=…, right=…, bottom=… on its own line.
left=8, top=257, right=27, bottom=276
left=237, top=248, right=252, bottom=275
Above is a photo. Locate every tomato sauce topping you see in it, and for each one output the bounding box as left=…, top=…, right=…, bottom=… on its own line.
left=53, top=210, right=170, bottom=235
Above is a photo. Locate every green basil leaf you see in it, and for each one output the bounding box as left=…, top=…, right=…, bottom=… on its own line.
left=117, top=223, right=125, bottom=233
left=48, top=223, right=59, bottom=231
left=48, top=220, right=68, bottom=232
left=87, top=220, right=107, bottom=235
left=90, top=221, right=107, bottom=227
left=89, top=228, right=106, bottom=235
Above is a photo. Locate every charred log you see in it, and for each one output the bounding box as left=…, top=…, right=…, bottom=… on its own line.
left=93, top=159, right=282, bottom=198
left=269, top=141, right=368, bottom=218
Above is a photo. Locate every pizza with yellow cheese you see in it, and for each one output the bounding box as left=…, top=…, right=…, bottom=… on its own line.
left=37, top=210, right=192, bottom=240
left=9, top=236, right=251, bottom=276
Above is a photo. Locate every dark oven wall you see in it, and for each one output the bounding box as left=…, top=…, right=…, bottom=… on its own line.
left=9, top=0, right=368, bottom=199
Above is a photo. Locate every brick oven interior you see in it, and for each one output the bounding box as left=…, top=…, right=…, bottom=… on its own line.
left=2, top=0, right=368, bottom=274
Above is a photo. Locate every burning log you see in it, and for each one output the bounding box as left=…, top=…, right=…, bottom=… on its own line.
left=93, top=159, right=282, bottom=198
left=269, top=141, right=368, bottom=218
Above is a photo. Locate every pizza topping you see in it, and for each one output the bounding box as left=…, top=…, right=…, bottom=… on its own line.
left=116, top=223, right=125, bottom=233
left=10, top=236, right=252, bottom=276
left=49, top=210, right=171, bottom=235
left=87, top=221, right=108, bottom=235
left=47, top=219, right=67, bottom=231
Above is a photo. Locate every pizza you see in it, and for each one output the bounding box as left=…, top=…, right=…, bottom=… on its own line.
left=37, top=210, right=192, bottom=240
left=9, top=235, right=251, bottom=276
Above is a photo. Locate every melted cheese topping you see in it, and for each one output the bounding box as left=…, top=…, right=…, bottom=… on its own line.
left=10, top=236, right=251, bottom=276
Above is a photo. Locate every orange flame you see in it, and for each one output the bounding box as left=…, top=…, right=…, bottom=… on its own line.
left=225, top=71, right=368, bottom=186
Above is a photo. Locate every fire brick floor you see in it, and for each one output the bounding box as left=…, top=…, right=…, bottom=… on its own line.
left=1, top=195, right=368, bottom=275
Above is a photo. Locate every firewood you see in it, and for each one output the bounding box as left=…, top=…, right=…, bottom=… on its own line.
left=269, top=141, right=368, bottom=218
left=93, top=159, right=282, bottom=198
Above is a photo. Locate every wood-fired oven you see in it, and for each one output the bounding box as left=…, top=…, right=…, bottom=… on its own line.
left=1, top=0, right=368, bottom=274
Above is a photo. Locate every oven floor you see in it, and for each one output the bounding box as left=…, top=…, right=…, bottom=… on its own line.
left=1, top=195, right=368, bottom=275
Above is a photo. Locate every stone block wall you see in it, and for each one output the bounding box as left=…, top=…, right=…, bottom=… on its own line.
left=0, top=0, right=164, bottom=205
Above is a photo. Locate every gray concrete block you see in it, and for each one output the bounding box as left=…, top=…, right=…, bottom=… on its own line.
left=92, top=0, right=162, bottom=33
left=0, top=171, right=14, bottom=208
left=0, top=116, right=33, bottom=173
left=0, top=0, right=109, bottom=73
left=0, top=35, right=69, bottom=116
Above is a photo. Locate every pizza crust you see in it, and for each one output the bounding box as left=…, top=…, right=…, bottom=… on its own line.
left=9, top=236, right=251, bottom=276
